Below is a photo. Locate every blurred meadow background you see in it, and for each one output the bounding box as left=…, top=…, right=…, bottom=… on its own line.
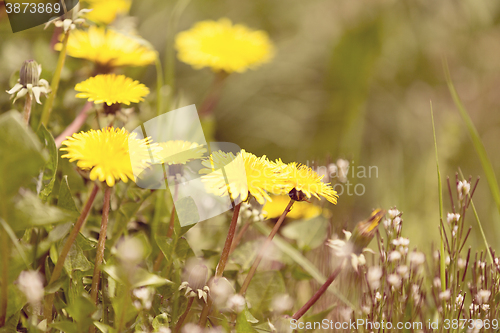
left=2, top=0, right=500, bottom=330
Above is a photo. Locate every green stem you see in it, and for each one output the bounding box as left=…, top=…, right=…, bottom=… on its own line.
left=198, top=203, right=242, bottom=327
left=39, top=30, right=70, bottom=128
left=215, top=203, right=242, bottom=277
left=44, top=183, right=99, bottom=322
left=90, top=186, right=112, bottom=304
left=174, top=297, right=194, bottom=333
left=198, top=71, right=228, bottom=117
left=0, top=228, right=9, bottom=327
left=239, top=199, right=294, bottom=296
left=155, top=55, right=164, bottom=116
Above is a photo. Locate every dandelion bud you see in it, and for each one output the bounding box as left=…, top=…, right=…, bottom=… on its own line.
left=19, top=60, right=40, bottom=87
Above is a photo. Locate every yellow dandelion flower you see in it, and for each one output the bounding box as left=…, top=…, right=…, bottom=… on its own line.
left=200, top=150, right=285, bottom=204
left=83, top=0, right=131, bottom=24
left=175, top=18, right=274, bottom=73
left=274, top=161, right=338, bottom=204
left=60, top=127, right=158, bottom=187
left=75, top=74, right=150, bottom=106
left=59, top=26, right=156, bottom=67
left=158, top=140, right=207, bottom=165
left=263, top=195, right=322, bottom=220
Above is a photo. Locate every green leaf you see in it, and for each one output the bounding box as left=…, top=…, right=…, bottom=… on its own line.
left=94, top=322, right=112, bottom=333
left=175, top=196, right=200, bottom=227
left=66, top=294, right=96, bottom=332
left=246, top=271, right=285, bottom=314
left=50, top=320, right=78, bottom=333
left=281, top=216, right=329, bottom=251
left=37, top=124, right=58, bottom=201
left=152, top=313, right=169, bottom=331
left=63, top=241, right=93, bottom=276
left=58, top=176, right=79, bottom=213
left=236, top=311, right=258, bottom=333
left=103, top=265, right=171, bottom=289
left=174, top=237, right=194, bottom=261
left=0, top=312, right=20, bottom=333
left=0, top=111, right=47, bottom=200
left=11, top=191, right=77, bottom=231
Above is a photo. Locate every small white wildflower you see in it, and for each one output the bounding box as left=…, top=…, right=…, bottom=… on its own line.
left=387, top=274, right=401, bottom=288
left=392, top=237, right=409, bottom=247
left=447, top=213, right=460, bottom=224
left=457, top=180, right=470, bottom=201
left=375, top=292, right=382, bottom=301
left=271, top=294, right=294, bottom=313
left=409, top=252, right=425, bottom=266
left=227, top=294, right=246, bottom=313
left=397, top=265, right=409, bottom=279
left=209, top=278, right=234, bottom=308
left=393, top=216, right=402, bottom=228
left=388, top=251, right=401, bottom=261
left=433, top=277, right=441, bottom=288
left=383, top=219, right=391, bottom=229
left=181, top=324, right=203, bottom=333
left=476, top=289, right=491, bottom=304
left=439, top=290, right=451, bottom=301
left=456, top=294, right=464, bottom=305
left=445, top=256, right=451, bottom=266
left=339, top=307, right=353, bottom=321
left=336, top=159, right=349, bottom=183
left=412, top=284, right=421, bottom=303
left=17, top=270, right=44, bottom=305
left=362, top=306, right=370, bottom=314
left=115, top=237, right=145, bottom=265
left=367, top=266, right=383, bottom=290
left=482, top=304, right=490, bottom=311
left=469, top=303, right=479, bottom=312
left=158, top=328, right=171, bottom=333
left=388, top=209, right=400, bottom=219
left=480, top=261, right=486, bottom=269
left=133, top=287, right=153, bottom=310
left=452, top=225, right=458, bottom=237
left=458, top=258, right=466, bottom=269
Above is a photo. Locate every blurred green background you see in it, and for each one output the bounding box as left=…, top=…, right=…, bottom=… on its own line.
left=1, top=0, right=500, bottom=254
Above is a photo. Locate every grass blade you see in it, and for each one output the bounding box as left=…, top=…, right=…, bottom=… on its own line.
left=444, top=61, right=500, bottom=216
left=431, top=102, right=446, bottom=292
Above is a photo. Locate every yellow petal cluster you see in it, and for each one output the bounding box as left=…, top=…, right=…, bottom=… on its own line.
left=200, top=150, right=283, bottom=204
left=83, top=0, right=131, bottom=24
left=60, top=26, right=156, bottom=67
left=60, top=127, right=159, bottom=187
left=175, top=18, right=274, bottom=73
left=75, top=74, right=150, bottom=106
left=157, top=140, right=207, bottom=165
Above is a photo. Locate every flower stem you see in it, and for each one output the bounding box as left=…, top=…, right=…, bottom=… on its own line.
left=44, top=183, right=99, bottom=322
left=215, top=202, right=242, bottom=277
left=23, top=94, right=32, bottom=125
left=174, top=297, right=194, bottom=333
left=198, top=71, right=228, bottom=117
left=291, top=261, right=344, bottom=320
left=198, top=203, right=242, bottom=327
left=90, top=186, right=112, bottom=304
left=239, top=199, right=294, bottom=296
left=229, top=218, right=251, bottom=255
left=39, top=30, right=70, bottom=128
left=55, top=101, right=92, bottom=148
left=0, top=228, right=9, bottom=327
